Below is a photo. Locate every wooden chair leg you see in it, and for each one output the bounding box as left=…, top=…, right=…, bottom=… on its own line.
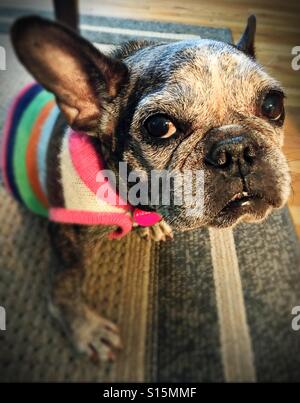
left=53, top=0, right=79, bottom=32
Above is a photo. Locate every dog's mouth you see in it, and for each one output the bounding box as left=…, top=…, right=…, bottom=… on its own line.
left=220, top=191, right=263, bottom=213
left=205, top=190, right=268, bottom=228
left=213, top=190, right=269, bottom=224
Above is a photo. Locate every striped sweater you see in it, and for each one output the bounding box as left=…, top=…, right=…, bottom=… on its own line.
left=1, top=82, right=161, bottom=239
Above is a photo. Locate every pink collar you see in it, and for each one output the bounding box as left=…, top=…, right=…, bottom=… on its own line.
left=68, top=130, right=161, bottom=236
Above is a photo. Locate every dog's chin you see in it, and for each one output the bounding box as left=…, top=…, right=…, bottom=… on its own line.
left=162, top=191, right=284, bottom=232
left=209, top=201, right=271, bottom=228
left=207, top=192, right=280, bottom=228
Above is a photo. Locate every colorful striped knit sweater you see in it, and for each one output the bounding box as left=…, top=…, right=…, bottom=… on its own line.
left=1, top=82, right=161, bottom=239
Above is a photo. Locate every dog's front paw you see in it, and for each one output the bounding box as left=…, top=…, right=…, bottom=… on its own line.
left=71, top=307, right=122, bottom=364
left=137, top=220, right=173, bottom=242
left=50, top=302, right=122, bottom=364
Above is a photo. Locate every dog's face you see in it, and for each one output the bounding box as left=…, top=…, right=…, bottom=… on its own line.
left=117, top=38, right=290, bottom=230
left=11, top=16, right=290, bottom=231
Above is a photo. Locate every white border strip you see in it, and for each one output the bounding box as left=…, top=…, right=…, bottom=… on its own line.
left=81, top=24, right=199, bottom=40
left=209, top=227, right=256, bottom=382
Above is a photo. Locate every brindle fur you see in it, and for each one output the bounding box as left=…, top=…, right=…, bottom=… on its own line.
left=10, top=15, right=290, bottom=362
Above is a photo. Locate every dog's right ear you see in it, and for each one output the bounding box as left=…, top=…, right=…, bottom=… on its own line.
left=11, top=16, right=128, bottom=132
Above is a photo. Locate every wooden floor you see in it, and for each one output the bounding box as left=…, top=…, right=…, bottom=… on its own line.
left=5, top=0, right=300, bottom=238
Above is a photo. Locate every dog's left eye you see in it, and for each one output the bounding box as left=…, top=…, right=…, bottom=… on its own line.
left=144, top=114, right=177, bottom=138
left=260, top=90, right=284, bottom=122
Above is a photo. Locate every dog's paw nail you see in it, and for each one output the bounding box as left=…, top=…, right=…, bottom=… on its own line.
left=88, top=343, right=100, bottom=365
left=108, top=350, right=117, bottom=362
left=71, top=309, right=122, bottom=364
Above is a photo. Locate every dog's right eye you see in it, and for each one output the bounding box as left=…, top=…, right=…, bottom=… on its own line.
left=144, top=114, right=177, bottom=138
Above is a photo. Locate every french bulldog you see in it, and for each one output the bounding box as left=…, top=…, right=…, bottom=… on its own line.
left=8, top=14, right=290, bottom=363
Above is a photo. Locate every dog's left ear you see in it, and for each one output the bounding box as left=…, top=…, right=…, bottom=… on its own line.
left=236, top=15, right=256, bottom=58
left=11, top=16, right=128, bottom=132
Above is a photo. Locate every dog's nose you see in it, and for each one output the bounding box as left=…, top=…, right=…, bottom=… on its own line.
left=205, top=136, right=256, bottom=176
